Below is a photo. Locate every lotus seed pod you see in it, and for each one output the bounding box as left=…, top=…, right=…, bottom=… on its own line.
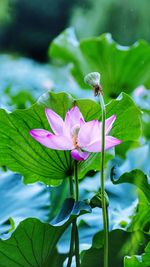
left=84, top=72, right=101, bottom=87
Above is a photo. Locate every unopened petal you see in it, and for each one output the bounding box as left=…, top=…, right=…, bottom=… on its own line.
left=71, top=148, right=89, bottom=161
left=30, top=129, right=74, bottom=150
left=105, top=115, right=116, bottom=135
left=45, top=108, right=64, bottom=135
left=64, top=106, right=84, bottom=132
left=78, top=120, right=101, bottom=148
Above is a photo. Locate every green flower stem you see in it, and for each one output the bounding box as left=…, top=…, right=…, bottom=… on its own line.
left=75, top=223, right=80, bottom=267
left=67, top=162, right=81, bottom=267
left=99, top=93, right=109, bottom=267
left=74, top=160, right=79, bottom=201
left=66, top=220, right=76, bottom=267
left=66, top=176, right=74, bottom=267
left=74, top=160, right=81, bottom=267
left=84, top=71, right=109, bottom=266
left=69, top=176, right=74, bottom=198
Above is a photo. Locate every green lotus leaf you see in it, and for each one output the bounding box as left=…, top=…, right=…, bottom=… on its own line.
left=124, top=242, right=150, bottom=267
left=49, top=28, right=150, bottom=97
left=111, top=168, right=150, bottom=202
left=0, top=91, right=141, bottom=185
left=0, top=199, right=91, bottom=267
left=81, top=229, right=149, bottom=267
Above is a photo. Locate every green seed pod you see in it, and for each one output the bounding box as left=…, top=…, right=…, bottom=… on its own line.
left=84, top=72, right=101, bottom=87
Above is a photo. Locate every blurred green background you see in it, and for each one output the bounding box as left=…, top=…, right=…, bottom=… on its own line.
left=0, top=0, right=150, bottom=62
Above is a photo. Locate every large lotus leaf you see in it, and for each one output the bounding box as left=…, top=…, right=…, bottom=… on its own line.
left=124, top=242, right=150, bottom=267
left=0, top=91, right=100, bottom=186
left=0, top=171, right=50, bottom=236
left=49, top=28, right=150, bottom=97
left=48, top=249, right=67, bottom=267
left=111, top=168, right=150, bottom=202
left=81, top=229, right=149, bottom=267
left=110, top=167, right=150, bottom=232
left=132, top=87, right=150, bottom=140
left=0, top=91, right=141, bottom=186
left=127, top=192, right=150, bottom=233
left=49, top=179, right=69, bottom=220
left=0, top=199, right=91, bottom=267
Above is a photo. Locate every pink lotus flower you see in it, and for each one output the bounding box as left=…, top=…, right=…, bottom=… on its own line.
left=30, top=106, right=121, bottom=161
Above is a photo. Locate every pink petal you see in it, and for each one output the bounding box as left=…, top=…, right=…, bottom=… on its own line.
left=78, top=115, right=117, bottom=148
left=105, top=136, right=122, bottom=150
left=83, top=136, right=121, bottom=152
left=45, top=108, right=64, bottom=135
left=78, top=120, right=101, bottom=148
left=105, top=115, right=116, bottom=135
left=64, top=106, right=84, bottom=132
left=30, top=129, right=74, bottom=150
left=71, top=149, right=89, bottom=161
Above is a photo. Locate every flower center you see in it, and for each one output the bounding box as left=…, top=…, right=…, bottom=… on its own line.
left=71, top=124, right=80, bottom=149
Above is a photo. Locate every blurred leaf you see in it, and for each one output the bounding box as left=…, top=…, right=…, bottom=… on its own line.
left=81, top=229, right=149, bottom=267
left=128, top=193, right=150, bottom=233
left=0, top=91, right=141, bottom=185
left=0, top=200, right=91, bottom=267
left=8, top=217, right=15, bottom=233
left=51, top=198, right=92, bottom=226
left=132, top=87, right=150, bottom=140
left=50, top=28, right=150, bottom=97
left=90, top=191, right=109, bottom=208
left=0, top=54, right=80, bottom=110
left=133, top=87, right=150, bottom=112
left=49, top=249, right=67, bottom=267
left=78, top=150, right=114, bottom=179
left=111, top=168, right=150, bottom=202
left=4, top=87, right=35, bottom=109
left=142, top=112, right=150, bottom=140
left=0, top=171, right=50, bottom=236
left=119, top=143, right=150, bottom=176
left=49, top=179, right=69, bottom=220
left=0, top=55, right=52, bottom=108
left=115, top=140, right=140, bottom=159
left=110, top=167, right=150, bottom=233
left=124, top=242, right=150, bottom=267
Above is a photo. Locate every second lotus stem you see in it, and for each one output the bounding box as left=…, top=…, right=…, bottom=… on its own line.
left=99, top=93, right=109, bottom=267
